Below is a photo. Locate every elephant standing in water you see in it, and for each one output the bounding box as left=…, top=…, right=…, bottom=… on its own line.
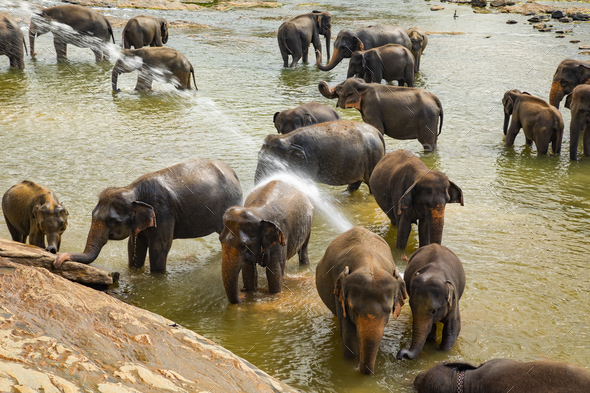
left=29, top=5, right=115, bottom=61
left=0, top=15, right=27, bottom=69
left=565, top=84, right=590, bottom=160
left=316, top=226, right=407, bottom=375
left=2, top=181, right=68, bottom=254
left=219, top=180, right=314, bottom=304
left=122, top=16, right=169, bottom=49
left=277, top=11, right=331, bottom=68
left=407, top=27, right=427, bottom=73
left=502, top=89, right=563, bottom=155
left=370, top=150, right=463, bottom=249
left=396, top=244, right=465, bottom=360
left=112, top=48, right=197, bottom=92
left=273, top=102, right=340, bottom=134
left=344, top=43, right=415, bottom=86
left=53, top=160, right=243, bottom=272
left=549, top=59, right=590, bottom=108
left=316, top=24, right=411, bottom=71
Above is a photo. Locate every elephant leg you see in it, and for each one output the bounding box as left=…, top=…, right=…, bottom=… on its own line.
left=128, top=233, right=148, bottom=268
left=583, top=123, right=590, bottom=156
left=418, top=131, right=436, bottom=153
left=337, top=308, right=359, bottom=359
left=505, top=118, right=521, bottom=147
left=525, top=136, right=533, bottom=145
left=440, top=312, right=461, bottom=351
left=418, top=218, right=430, bottom=247
left=92, top=48, right=104, bottom=62
left=289, top=47, right=302, bottom=68
left=298, top=231, right=311, bottom=265
left=347, top=180, right=362, bottom=192
left=53, top=38, right=67, bottom=60
left=242, top=262, right=258, bottom=291
left=8, top=55, right=18, bottom=68
left=135, top=68, right=153, bottom=91
left=534, top=130, right=550, bottom=155
left=397, top=79, right=405, bottom=87
left=396, top=216, right=412, bottom=249
left=302, top=47, right=309, bottom=63
left=5, top=220, right=24, bottom=243
left=265, top=248, right=285, bottom=294
left=427, top=323, right=438, bottom=342
left=146, top=221, right=175, bottom=272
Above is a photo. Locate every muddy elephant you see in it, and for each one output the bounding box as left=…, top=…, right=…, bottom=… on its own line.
left=565, top=84, right=590, bottom=160
left=2, top=181, right=68, bottom=254
left=122, top=15, right=169, bottom=49
left=407, top=27, right=427, bottom=73
left=396, top=244, right=465, bottom=360
left=549, top=59, right=590, bottom=108
left=277, top=11, right=331, bottom=68
left=254, top=120, right=385, bottom=192
left=316, top=226, right=407, bottom=374
left=370, top=150, right=463, bottom=249
left=344, top=43, right=415, bottom=86
left=112, top=47, right=197, bottom=92
left=273, top=102, right=341, bottom=134
left=219, top=180, right=314, bottom=304
left=316, top=24, right=411, bottom=71
left=29, top=5, right=115, bottom=61
left=53, top=160, right=243, bottom=272
left=319, top=78, right=444, bottom=151
left=502, top=89, right=563, bottom=155
left=0, top=15, right=27, bottom=69
left=414, top=359, right=590, bottom=392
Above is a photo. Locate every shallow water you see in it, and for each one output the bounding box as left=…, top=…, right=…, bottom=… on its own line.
left=1, top=0, right=590, bottom=392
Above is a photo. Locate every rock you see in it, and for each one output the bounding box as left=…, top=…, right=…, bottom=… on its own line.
left=556, top=30, right=565, bottom=33
left=533, top=23, right=547, bottom=29
left=506, top=1, right=515, bottom=4
left=539, top=27, right=552, bottom=32
left=431, top=5, right=445, bottom=10
left=579, top=51, right=590, bottom=55
left=571, top=13, right=590, bottom=21
left=556, top=35, right=565, bottom=38
left=570, top=40, right=580, bottom=43
left=471, top=0, right=487, bottom=7
left=552, top=10, right=565, bottom=19
left=579, top=44, right=590, bottom=49
left=528, top=15, right=549, bottom=22
left=559, top=17, right=573, bottom=23
left=490, top=0, right=506, bottom=7
left=506, top=19, right=518, bottom=24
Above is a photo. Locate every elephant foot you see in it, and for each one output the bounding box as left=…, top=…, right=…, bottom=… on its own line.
left=347, top=181, right=362, bottom=192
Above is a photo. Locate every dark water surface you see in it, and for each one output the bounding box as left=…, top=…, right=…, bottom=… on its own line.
left=1, top=1, right=590, bottom=392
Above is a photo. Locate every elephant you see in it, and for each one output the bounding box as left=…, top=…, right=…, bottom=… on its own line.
left=53, top=160, right=243, bottom=272
left=2, top=180, right=68, bottom=254
left=565, top=84, right=590, bottom=160
left=549, top=59, right=590, bottom=108
left=413, top=359, right=590, bottom=392
left=316, top=24, right=411, bottom=71
left=344, top=43, right=415, bottom=86
left=319, top=78, right=444, bottom=152
left=254, top=120, right=385, bottom=192
left=0, top=15, right=27, bottom=69
left=369, top=150, right=463, bottom=249
left=277, top=11, right=331, bottom=68
left=122, top=15, right=169, bottom=49
left=316, top=226, right=407, bottom=375
left=273, top=102, right=341, bottom=134
left=396, top=244, right=465, bottom=360
left=407, top=27, right=427, bottom=73
left=29, top=5, right=115, bottom=62
left=219, top=180, right=314, bottom=304
left=112, top=47, right=197, bottom=92
left=502, top=89, right=564, bottom=155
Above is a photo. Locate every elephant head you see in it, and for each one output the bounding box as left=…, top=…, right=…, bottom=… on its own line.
left=254, top=134, right=317, bottom=183
left=316, top=30, right=364, bottom=71
left=219, top=206, right=285, bottom=304
left=335, top=266, right=407, bottom=374
left=112, top=50, right=143, bottom=92
left=273, top=110, right=316, bottom=134
left=346, top=51, right=367, bottom=79
left=159, top=18, right=169, bottom=44
left=408, top=30, right=425, bottom=72
left=33, top=202, right=68, bottom=254
left=549, top=60, right=590, bottom=108
left=53, top=187, right=156, bottom=267
left=312, top=11, right=331, bottom=62
left=28, top=10, right=52, bottom=56
left=318, top=78, right=367, bottom=110
left=502, top=89, right=531, bottom=135
left=413, top=362, right=477, bottom=392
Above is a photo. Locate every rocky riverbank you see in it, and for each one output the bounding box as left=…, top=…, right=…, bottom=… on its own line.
left=61, top=0, right=280, bottom=11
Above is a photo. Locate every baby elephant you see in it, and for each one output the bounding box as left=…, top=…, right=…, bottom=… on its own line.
left=219, top=180, right=314, bottom=304
left=0, top=15, right=27, bottom=69
left=345, top=43, right=415, bottom=86
left=2, top=181, right=68, bottom=253
left=414, top=359, right=590, bottom=392
left=565, top=84, right=590, bottom=160
left=274, top=102, right=341, bottom=134
left=122, top=15, right=169, bottom=49
left=407, top=27, right=427, bottom=73
left=316, top=226, right=407, bottom=374
left=112, top=47, right=196, bottom=92
left=503, top=89, right=564, bottom=155
left=397, top=244, right=465, bottom=360
left=370, top=150, right=463, bottom=249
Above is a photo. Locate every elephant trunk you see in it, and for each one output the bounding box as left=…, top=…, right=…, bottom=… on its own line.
left=317, top=47, right=342, bottom=71
left=325, top=31, right=331, bottom=63
left=397, top=314, right=433, bottom=360
left=29, top=24, right=36, bottom=56
left=112, top=63, right=122, bottom=92
left=357, top=316, right=386, bottom=375
left=54, top=221, right=108, bottom=268
left=430, top=205, right=445, bottom=245
left=318, top=81, right=338, bottom=99
left=222, top=243, right=243, bottom=304
left=45, top=233, right=60, bottom=254
left=503, top=113, right=510, bottom=136
left=414, top=50, right=421, bottom=73
left=549, top=81, right=564, bottom=108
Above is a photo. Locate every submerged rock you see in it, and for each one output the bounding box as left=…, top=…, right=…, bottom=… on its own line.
left=506, top=19, right=518, bottom=24
left=490, top=0, right=506, bottom=7
left=431, top=5, right=445, bottom=10
left=559, top=17, right=573, bottom=23
left=471, top=0, right=487, bottom=7
left=552, top=10, right=565, bottom=19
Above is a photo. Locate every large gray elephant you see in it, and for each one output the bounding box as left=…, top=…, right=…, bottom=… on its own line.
left=277, top=11, right=331, bottom=68
left=396, top=244, right=466, bottom=360
left=319, top=78, right=444, bottom=151
left=316, top=24, right=411, bottom=71
left=219, top=180, right=314, bottom=304
left=549, top=59, right=590, bottom=108
left=273, top=102, right=341, bottom=134
left=565, top=84, right=590, bottom=160
left=29, top=5, right=115, bottom=61
left=122, top=15, right=169, bottom=49
left=53, top=160, right=243, bottom=272
left=0, top=15, right=27, bottom=69
left=316, top=226, right=407, bottom=375
left=344, top=43, right=415, bottom=86
left=407, top=27, right=427, bottom=73
left=112, top=47, right=197, bottom=92
left=254, top=120, right=385, bottom=192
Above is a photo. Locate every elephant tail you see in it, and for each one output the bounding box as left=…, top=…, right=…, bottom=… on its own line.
left=278, top=33, right=293, bottom=55
left=190, top=64, right=198, bottom=90
left=22, top=35, right=28, bottom=56
left=436, top=97, right=444, bottom=136
left=107, top=20, right=115, bottom=44
left=553, top=111, right=564, bottom=154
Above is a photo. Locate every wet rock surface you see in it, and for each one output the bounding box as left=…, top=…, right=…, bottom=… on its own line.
left=61, top=0, right=280, bottom=10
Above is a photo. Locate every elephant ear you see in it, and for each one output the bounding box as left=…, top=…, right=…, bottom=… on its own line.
left=260, top=220, right=286, bottom=253
left=392, top=269, right=407, bottom=319
left=564, top=94, right=573, bottom=109
left=288, top=143, right=308, bottom=163
left=445, top=281, right=456, bottom=309
left=344, top=88, right=361, bottom=110
left=578, top=64, right=590, bottom=83
left=132, top=201, right=156, bottom=236
left=503, top=94, right=515, bottom=115
left=361, top=52, right=367, bottom=70
left=397, top=182, right=417, bottom=216
left=354, top=36, right=364, bottom=51
left=303, top=113, right=317, bottom=127
left=334, top=266, right=350, bottom=318
left=443, top=362, right=477, bottom=371
left=448, top=181, right=464, bottom=206
left=273, top=112, right=280, bottom=124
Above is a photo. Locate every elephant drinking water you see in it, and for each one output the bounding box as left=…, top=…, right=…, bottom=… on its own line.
left=122, top=15, right=169, bottom=49
left=277, top=11, right=331, bottom=68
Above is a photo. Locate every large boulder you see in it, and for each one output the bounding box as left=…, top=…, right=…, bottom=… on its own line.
left=471, top=0, right=487, bottom=7
left=490, top=0, right=507, bottom=7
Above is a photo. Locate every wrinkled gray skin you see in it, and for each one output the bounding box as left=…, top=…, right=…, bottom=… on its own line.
left=122, top=15, right=169, bottom=49
left=414, top=359, right=590, bottom=392
left=503, top=89, right=563, bottom=155
left=396, top=244, right=465, bottom=360
left=345, top=44, right=414, bottom=86
left=53, top=160, right=242, bottom=272
left=219, top=180, right=314, bottom=304
left=0, top=15, right=27, bottom=69
left=549, top=59, right=590, bottom=108
left=29, top=5, right=115, bottom=61
left=370, top=150, right=463, bottom=249
left=112, top=47, right=197, bottom=92
left=273, top=102, right=341, bottom=134
left=255, top=120, right=385, bottom=192
left=2, top=180, right=68, bottom=254
left=407, top=27, right=427, bottom=73
left=316, top=24, right=411, bottom=71
left=316, top=226, right=407, bottom=375
left=277, top=11, right=331, bottom=68
left=565, top=84, right=590, bottom=160
left=319, top=78, right=444, bottom=152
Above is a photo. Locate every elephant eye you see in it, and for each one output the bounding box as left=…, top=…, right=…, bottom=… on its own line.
left=431, top=308, right=439, bottom=316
